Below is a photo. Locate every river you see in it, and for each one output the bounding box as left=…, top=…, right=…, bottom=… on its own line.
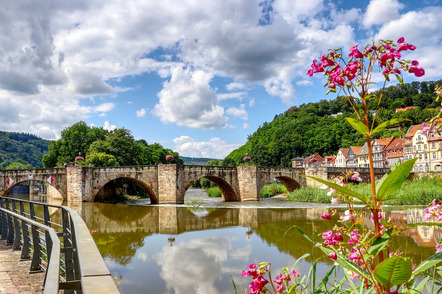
left=13, top=190, right=442, bottom=293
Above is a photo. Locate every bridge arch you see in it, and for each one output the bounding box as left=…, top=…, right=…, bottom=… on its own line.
left=2, top=179, right=65, bottom=200
left=181, top=175, right=238, bottom=202
left=257, top=176, right=301, bottom=198
left=93, top=176, right=158, bottom=204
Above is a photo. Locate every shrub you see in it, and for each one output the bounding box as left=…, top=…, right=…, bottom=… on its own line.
left=207, top=187, right=222, bottom=197
left=286, top=186, right=330, bottom=203
left=259, top=183, right=287, bottom=198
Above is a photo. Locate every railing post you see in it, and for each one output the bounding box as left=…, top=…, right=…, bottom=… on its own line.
left=0, top=198, right=5, bottom=238
left=29, top=223, right=43, bottom=273
left=62, top=210, right=75, bottom=282
left=12, top=200, right=22, bottom=250
left=43, top=206, right=53, bottom=264
left=5, top=199, right=14, bottom=245
left=20, top=202, right=31, bottom=260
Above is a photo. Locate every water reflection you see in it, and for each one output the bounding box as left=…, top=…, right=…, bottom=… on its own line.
left=65, top=202, right=439, bottom=294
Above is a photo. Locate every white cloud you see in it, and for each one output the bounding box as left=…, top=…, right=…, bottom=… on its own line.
left=95, top=102, right=115, bottom=113
left=153, top=66, right=229, bottom=129
left=136, top=108, right=147, bottom=117
left=375, top=7, right=442, bottom=79
left=226, top=82, right=246, bottom=91
left=242, top=123, right=249, bottom=129
left=249, top=98, right=256, bottom=107
left=174, top=136, right=240, bottom=158
left=217, top=92, right=247, bottom=101
left=363, top=0, right=404, bottom=28
left=226, top=104, right=248, bottom=120
left=103, top=121, right=117, bottom=131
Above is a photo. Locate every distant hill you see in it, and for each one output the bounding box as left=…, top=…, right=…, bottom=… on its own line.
left=0, top=131, right=50, bottom=168
left=223, top=80, right=441, bottom=167
left=181, top=156, right=218, bottom=165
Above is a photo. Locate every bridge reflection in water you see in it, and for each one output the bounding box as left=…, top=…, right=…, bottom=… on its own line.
left=40, top=199, right=441, bottom=294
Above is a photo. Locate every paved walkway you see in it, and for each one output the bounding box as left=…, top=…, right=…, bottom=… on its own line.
left=0, top=239, right=44, bottom=294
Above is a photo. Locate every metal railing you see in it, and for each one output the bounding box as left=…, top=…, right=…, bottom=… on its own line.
left=0, top=196, right=119, bottom=294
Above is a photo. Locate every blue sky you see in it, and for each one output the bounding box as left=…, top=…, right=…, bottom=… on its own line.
left=0, top=0, right=441, bottom=158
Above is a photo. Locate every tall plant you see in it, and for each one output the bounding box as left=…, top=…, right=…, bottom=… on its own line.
left=240, top=38, right=442, bottom=293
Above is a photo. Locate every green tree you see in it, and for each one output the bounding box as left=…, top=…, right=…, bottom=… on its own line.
left=42, top=121, right=108, bottom=167
left=6, top=162, right=32, bottom=169
left=85, top=153, right=119, bottom=167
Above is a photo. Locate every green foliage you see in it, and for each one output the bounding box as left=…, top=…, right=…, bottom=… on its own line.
left=42, top=121, right=183, bottom=168
left=259, top=183, right=287, bottom=198
left=43, top=121, right=108, bottom=167
left=0, top=131, right=49, bottom=168
left=349, top=176, right=442, bottom=205
left=5, top=162, right=33, bottom=169
left=374, top=256, right=412, bottom=288
left=85, top=152, right=118, bottom=167
left=286, top=186, right=330, bottom=203
left=207, top=186, right=222, bottom=197
left=224, top=80, right=441, bottom=166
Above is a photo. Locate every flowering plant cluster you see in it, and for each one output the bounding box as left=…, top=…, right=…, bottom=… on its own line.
left=241, top=262, right=301, bottom=294
left=241, top=38, right=442, bottom=294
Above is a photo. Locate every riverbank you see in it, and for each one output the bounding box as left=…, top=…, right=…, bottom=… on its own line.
left=0, top=239, right=44, bottom=293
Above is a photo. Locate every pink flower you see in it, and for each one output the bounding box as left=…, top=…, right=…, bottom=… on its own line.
left=321, top=212, right=331, bottom=220
left=331, top=197, right=341, bottom=204
left=292, top=269, right=300, bottom=278
left=328, top=252, right=337, bottom=260
left=320, top=53, right=334, bottom=67
left=350, top=172, right=362, bottom=181
left=348, top=231, right=359, bottom=246
left=420, top=123, right=431, bottom=135
left=248, top=276, right=268, bottom=294
left=349, top=44, right=363, bottom=59
left=341, top=210, right=354, bottom=222
left=397, top=37, right=405, bottom=44
left=322, top=230, right=333, bottom=240
left=435, top=244, right=441, bottom=254
left=333, top=233, right=343, bottom=242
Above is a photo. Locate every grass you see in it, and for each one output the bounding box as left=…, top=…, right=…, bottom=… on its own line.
left=286, top=186, right=330, bottom=203
left=287, top=176, right=442, bottom=205
left=205, top=183, right=288, bottom=198
left=259, top=183, right=288, bottom=198
left=207, top=187, right=222, bottom=197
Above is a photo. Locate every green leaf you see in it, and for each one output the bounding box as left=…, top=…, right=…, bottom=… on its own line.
left=290, top=224, right=314, bottom=243
left=320, top=247, right=370, bottom=281
left=376, top=158, right=417, bottom=201
left=368, top=228, right=393, bottom=255
left=411, top=251, right=442, bottom=278
left=407, top=222, right=442, bottom=228
left=303, top=175, right=370, bottom=204
left=395, top=74, right=404, bottom=84
left=372, top=118, right=410, bottom=135
left=345, top=117, right=369, bottom=135
left=376, top=159, right=401, bottom=195
left=374, top=256, right=412, bottom=288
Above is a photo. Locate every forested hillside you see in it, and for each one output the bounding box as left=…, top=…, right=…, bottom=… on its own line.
left=223, top=80, right=441, bottom=167
left=0, top=131, right=50, bottom=168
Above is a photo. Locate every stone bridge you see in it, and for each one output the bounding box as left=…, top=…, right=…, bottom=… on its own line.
left=0, top=165, right=390, bottom=203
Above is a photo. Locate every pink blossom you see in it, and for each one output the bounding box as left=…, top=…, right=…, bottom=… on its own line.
left=331, top=197, right=341, bottom=204
left=328, top=252, right=337, bottom=260
left=333, top=233, right=343, bottom=242
left=350, top=172, right=361, bottom=181
left=248, top=276, right=268, bottom=294
left=321, top=212, right=331, bottom=220
left=397, top=37, right=405, bottom=44
left=420, top=123, right=431, bottom=135
left=348, top=271, right=360, bottom=281
left=341, top=210, right=354, bottom=222
left=320, top=53, right=334, bottom=67
left=322, top=230, right=333, bottom=240
left=436, top=244, right=442, bottom=254
left=292, top=269, right=300, bottom=278
left=348, top=231, right=359, bottom=246
left=349, top=44, right=363, bottom=59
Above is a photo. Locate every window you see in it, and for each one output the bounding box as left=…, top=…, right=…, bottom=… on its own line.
left=424, top=144, right=427, bottom=150
left=432, top=142, right=436, bottom=149
left=418, top=145, right=421, bottom=151
left=418, top=135, right=422, bottom=141
left=433, top=152, right=437, bottom=159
